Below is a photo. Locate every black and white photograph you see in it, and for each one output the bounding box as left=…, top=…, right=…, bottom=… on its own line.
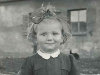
left=0, top=0, right=100, bottom=75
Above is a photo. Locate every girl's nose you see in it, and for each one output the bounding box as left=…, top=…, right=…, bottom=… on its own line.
left=46, top=34, right=53, bottom=41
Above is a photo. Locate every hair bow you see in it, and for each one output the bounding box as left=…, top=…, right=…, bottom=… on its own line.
left=29, top=3, right=57, bottom=24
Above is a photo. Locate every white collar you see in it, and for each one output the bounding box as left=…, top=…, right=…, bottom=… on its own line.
left=37, top=49, right=60, bottom=60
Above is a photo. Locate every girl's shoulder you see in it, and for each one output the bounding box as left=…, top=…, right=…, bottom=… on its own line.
left=59, top=52, right=75, bottom=63
left=60, top=52, right=70, bottom=58
left=23, top=53, right=40, bottom=63
left=60, top=52, right=74, bottom=58
left=30, top=53, right=39, bottom=58
left=59, top=52, right=71, bottom=62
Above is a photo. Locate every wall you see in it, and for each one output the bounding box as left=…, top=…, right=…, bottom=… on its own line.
left=51, top=0, right=100, bottom=58
left=0, top=1, right=39, bottom=56
left=0, top=0, right=100, bottom=58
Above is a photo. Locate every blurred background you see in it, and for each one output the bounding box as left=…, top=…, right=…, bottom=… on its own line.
left=0, top=0, right=100, bottom=75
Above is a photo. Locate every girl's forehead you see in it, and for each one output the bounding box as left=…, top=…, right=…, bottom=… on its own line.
left=39, top=18, right=61, bottom=26
left=36, top=19, right=62, bottom=31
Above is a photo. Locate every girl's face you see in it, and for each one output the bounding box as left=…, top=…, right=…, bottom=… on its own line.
left=36, top=19, right=63, bottom=53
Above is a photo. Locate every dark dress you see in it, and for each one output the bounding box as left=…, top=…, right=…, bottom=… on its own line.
left=20, top=53, right=80, bottom=75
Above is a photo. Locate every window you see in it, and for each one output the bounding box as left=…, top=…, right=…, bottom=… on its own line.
left=68, top=9, right=87, bottom=35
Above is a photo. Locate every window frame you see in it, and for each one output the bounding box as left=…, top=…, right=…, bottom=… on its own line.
left=67, top=8, right=87, bottom=36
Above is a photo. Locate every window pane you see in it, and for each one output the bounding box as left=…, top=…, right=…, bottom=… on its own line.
left=71, top=11, right=78, bottom=22
left=79, top=10, right=86, bottom=22
left=72, top=22, right=78, bottom=32
left=71, top=11, right=78, bottom=32
left=79, top=10, right=86, bottom=32
left=80, top=22, right=86, bottom=32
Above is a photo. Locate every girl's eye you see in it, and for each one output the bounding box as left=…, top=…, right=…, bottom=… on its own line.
left=41, top=33, right=46, bottom=36
left=53, top=33, right=58, bottom=35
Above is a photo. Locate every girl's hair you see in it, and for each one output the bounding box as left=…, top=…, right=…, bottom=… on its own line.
left=27, top=3, right=72, bottom=45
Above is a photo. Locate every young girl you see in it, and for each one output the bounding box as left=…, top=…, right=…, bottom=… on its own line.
left=19, top=4, right=80, bottom=75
